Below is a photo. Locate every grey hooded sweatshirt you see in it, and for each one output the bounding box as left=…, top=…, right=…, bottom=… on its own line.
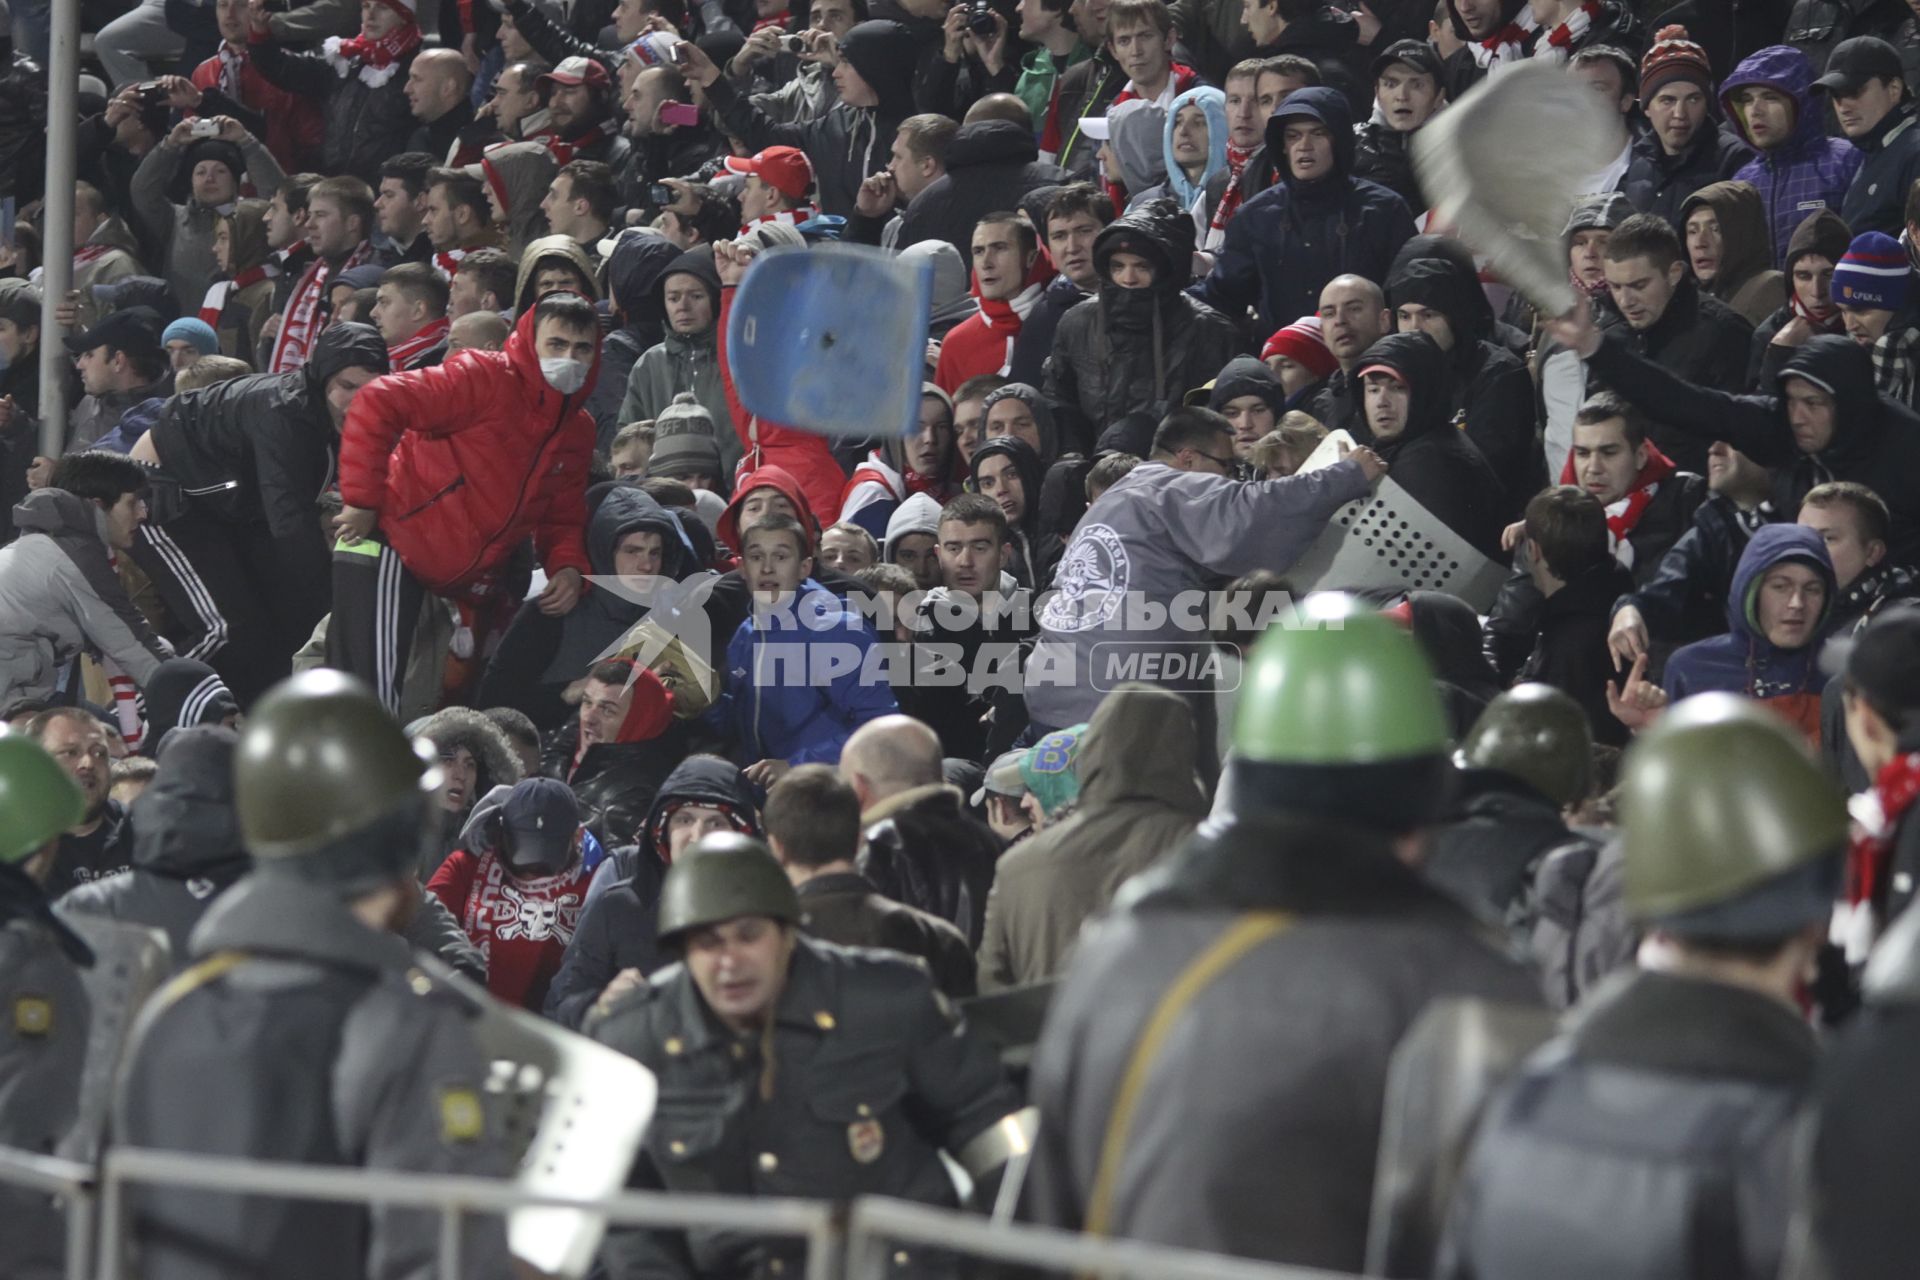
left=1024, top=457, right=1371, bottom=728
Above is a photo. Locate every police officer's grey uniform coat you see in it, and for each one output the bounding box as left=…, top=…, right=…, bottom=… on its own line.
left=1023, top=814, right=1539, bottom=1273
left=591, top=934, right=1023, bottom=1279
left=112, top=871, right=518, bottom=1280
left=0, top=899, right=91, bottom=1280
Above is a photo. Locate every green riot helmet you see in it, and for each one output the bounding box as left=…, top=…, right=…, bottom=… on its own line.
left=1460, top=683, right=1594, bottom=808
left=1227, top=593, right=1452, bottom=831
left=234, top=670, right=441, bottom=889
left=1621, top=693, right=1846, bottom=936
left=0, top=733, right=84, bottom=865
left=657, top=832, right=802, bottom=947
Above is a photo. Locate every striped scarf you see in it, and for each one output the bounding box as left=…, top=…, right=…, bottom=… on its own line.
left=270, top=240, right=373, bottom=373
left=389, top=315, right=450, bottom=367
left=215, top=39, right=246, bottom=95
left=197, top=262, right=278, bottom=327
left=1470, top=9, right=1538, bottom=68
left=432, top=247, right=468, bottom=280
left=1532, top=0, right=1600, bottom=61
left=1206, top=143, right=1252, bottom=250
left=740, top=204, right=819, bottom=234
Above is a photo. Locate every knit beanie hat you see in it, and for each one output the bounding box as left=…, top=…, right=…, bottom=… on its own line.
left=649, top=431, right=724, bottom=480
left=162, top=317, right=220, bottom=356
left=1640, top=26, right=1713, bottom=101
left=654, top=391, right=716, bottom=438
left=1832, top=231, right=1910, bottom=311
left=1019, top=722, right=1087, bottom=819
left=1260, top=315, right=1338, bottom=379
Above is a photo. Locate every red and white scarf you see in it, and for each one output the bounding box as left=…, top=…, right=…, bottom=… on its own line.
left=389, top=315, right=450, bottom=367
left=215, top=39, right=247, bottom=95
left=269, top=240, right=373, bottom=374
left=1790, top=287, right=1845, bottom=332
left=1206, top=142, right=1252, bottom=250
left=1470, top=8, right=1538, bottom=68
left=1532, top=0, right=1601, bottom=61
left=74, top=242, right=114, bottom=270
left=198, top=261, right=278, bottom=327
left=739, top=204, right=820, bottom=234
left=1838, top=750, right=1920, bottom=963
left=320, top=20, right=421, bottom=87
left=432, top=247, right=467, bottom=280
left=1558, top=437, right=1675, bottom=570
left=532, top=117, right=620, bottom=166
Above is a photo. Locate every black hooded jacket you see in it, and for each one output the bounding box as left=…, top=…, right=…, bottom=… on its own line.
left=148, top=322, right=389, bottom=649
left=1587, top=329, right=1920, bottom=566
left=1350, top=330, right=1507, bottom=559
left=479, top=484, right=694, bottom=731
left=588, top=231, right=682, bottom=448
left=543, top=755, right=760, bottom=1028
left=57, top=726, right=251, bottom=966
left=1045, top=198, right=1244, bottom=445
left=1594, top=275, right=1753, bottom=475
left=1386, top=239, right=1541, bottom=520
left=857, top=784, right=1003, bottom=950
left=1191, top=86, right=1417, bottom=335
left=898, top=120, right=1070, bottom=260
left=705, top=20, right=918, bottom=216
left=969, top=435, right=1063, bottom=588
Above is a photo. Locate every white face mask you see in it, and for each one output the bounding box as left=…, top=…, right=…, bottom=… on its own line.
left=541, top=356, right=590, bottom=394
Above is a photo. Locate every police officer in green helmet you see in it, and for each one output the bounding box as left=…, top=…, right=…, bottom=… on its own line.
left=1024, top=593, right=1538, bottom=1272
left=1438, top=693, right=1846, bottom=1280
left=590, top=832, right=1025, bottom=1280
left=1426, top=683, right=1600, bottom=931
left=0, top=732, right=93, bottom=1280
left=113, top=670, right=524, bottom=1280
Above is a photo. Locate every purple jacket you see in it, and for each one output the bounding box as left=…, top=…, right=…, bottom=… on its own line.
left=1721, top=44, right=1862, bottom=267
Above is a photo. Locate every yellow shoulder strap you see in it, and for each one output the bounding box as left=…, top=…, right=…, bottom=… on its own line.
left=1082, top=911, right=1293, bottom=1238
left=145, top=949, right=250, bottom=1018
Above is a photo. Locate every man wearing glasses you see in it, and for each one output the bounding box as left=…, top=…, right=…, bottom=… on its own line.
left=1025, top=405, right=1384, bottom=748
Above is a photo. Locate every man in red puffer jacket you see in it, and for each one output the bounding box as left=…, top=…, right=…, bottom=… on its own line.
left=329, top=291, right=599, bottom=711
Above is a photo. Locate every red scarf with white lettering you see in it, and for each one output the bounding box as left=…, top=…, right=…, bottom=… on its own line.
left=1840, top=750, right=1920, bottom=961
left=389, top=315, right=450, bottom=367
left=198, top=262, right=278, bottom=327
left=319, top=19, right=421, bottom=87
left=215, top=39, right=246, bottom=95
left=269, top=240, right=373, bottom=373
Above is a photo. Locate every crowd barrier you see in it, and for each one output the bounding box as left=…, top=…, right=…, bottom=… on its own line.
left=0, top=1143, right=1368, bottom=1280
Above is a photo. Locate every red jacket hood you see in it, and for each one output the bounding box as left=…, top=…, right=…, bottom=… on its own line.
left=716, top=463, right=818, bottom=553
left=575, top=659, right=676, bottom=770
left=505, top=291, right=603, bottom=407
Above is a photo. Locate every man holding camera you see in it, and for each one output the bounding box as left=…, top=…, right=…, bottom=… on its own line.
left=130, top=114, right=284, bottom=317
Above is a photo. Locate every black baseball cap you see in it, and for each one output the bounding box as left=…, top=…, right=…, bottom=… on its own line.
left=1372, top=38, right=1444, bottom=85
left=63, top=305, right=165, bottom=358
left=500, top=776, right=582, bottom=874
left=1813, top=37, right=1908, bottom=97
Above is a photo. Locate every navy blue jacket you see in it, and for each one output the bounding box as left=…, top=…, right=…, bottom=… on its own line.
left=1189, top=87, right=1417, bottom=333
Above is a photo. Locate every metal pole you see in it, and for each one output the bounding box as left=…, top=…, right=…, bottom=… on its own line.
left=37, top=0, right=81, bottom=458
left=63, top=1188, right=94, bottom=1280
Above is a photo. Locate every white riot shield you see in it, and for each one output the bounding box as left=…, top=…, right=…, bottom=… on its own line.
left=414, top=955, right=656, bottom=1279
left=1413, top=60, right=1628, bottom=317
left=57, top=916, right=171, bottom=1163
left=1365, top=998, right=1556, bottom=1278
left=1285, top=431, right=1509, bottom=611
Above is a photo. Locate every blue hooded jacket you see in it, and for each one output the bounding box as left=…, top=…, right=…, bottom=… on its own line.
left=1662, top=523, right=1835, bottom=737
left=1722, top=45, right=1863, bottom=267
left=1163, top=86, right=1230, bottom=214
left=1189, top=86, right=1417, bottom=333
left=712, top=578, right=899, bottom=767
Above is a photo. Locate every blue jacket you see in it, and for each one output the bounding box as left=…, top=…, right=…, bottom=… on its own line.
left=712, top=579, right=899, bottom=766
left=1662, top=523, right=1835, bottom=734
left=1721, top=45, right=1863, bottom=265
left=1189, top=86, right=1417, bottom=333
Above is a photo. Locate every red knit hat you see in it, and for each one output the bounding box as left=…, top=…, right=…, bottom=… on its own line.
left=1260, top=315, right=1338, bottom=381
left=1640, top=25, right=1712, bottom=101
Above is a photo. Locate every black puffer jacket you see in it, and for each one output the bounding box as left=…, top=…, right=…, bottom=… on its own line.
left=1347, top=330, right=1507, bottom=559
left=544, top=755, right=760, bottom=1028
left=705, top=20, right=918, bottom=216
left=57, top=726, right=251, bottom=968
left=248, top=36, right=418, bottom=186
left=857, top=783, right=1003, bottom=949
left=541, top=716, right=691, bottom=854
left=148, top=322, right=389, bottom=650
left=1385, top=238, right=1541, bottom=521
left=1352, top=118, right=1422, bottom=214
left=899, top=120, right=1070, bottom=260
left=1043, top=198, right=1244, bottom=443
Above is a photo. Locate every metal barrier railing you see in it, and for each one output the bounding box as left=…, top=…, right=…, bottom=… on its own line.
left=0, top=1146, right=97, bottom=1280
left=93, top=1147, right=840, bottom=1280
left=844, top=1197, right=1363, bottom=1280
